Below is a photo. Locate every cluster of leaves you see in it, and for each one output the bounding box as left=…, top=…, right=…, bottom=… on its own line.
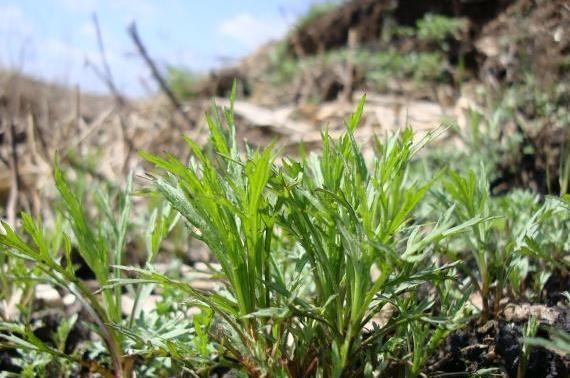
left=135, top=94, right=484, bottom=376
left=0, top=91, right=568, bottom=377
left=385, top=13, right=467, bottom=53
left=433, top=172, right=569, bottom=319
left=415, top=14, right=467, bottom=45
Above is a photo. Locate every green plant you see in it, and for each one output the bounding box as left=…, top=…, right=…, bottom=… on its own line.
left=407, top=277, right=470, bottom=377
left=0, top=314, right=79, bottom=377
left=517, top=316, right=539, bottom=378
left=433, top=168, right=570, bottom=321
left=0, top=168, right=133, bottom=376
left=519, top=195, right=570, bottom=296
left=436, top=168, right=498, bottom=320
left=416, top=14, right=467, bottom=45
left=127, top=90, right=489, bottom=376
left=0, top=165, right=190, bottom=377
left=524, top=327, right=570, bottom=356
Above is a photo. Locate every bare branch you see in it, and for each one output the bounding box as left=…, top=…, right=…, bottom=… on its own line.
left=90, top=13, right=126, bottom=106
left=127, top=22, right=194, bottom=129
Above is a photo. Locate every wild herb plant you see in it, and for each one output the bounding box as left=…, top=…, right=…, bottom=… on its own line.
left=132, top=91, right=485, bottom=376
left=0, top=166, right=133, bottom=376
left=0, top=166, right=185, bottom=377
left=518, top=195, right=570, bottom=302
left=433, top=168, right=570, bottom=321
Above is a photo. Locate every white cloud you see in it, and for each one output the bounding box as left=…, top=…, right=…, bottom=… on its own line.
left=219, top=13, right=289, bottom=49
left=0, top=4, right=33, bottom=34
left=0, top=5, right=35, bottom=68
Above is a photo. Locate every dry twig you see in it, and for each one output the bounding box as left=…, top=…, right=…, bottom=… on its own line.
left=128, top=22, right=195, bottom=129
left=89, top=13, right=126, bottom=107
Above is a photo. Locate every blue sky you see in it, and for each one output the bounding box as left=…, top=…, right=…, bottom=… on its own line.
left=0, top=0, right=323, bottom=97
